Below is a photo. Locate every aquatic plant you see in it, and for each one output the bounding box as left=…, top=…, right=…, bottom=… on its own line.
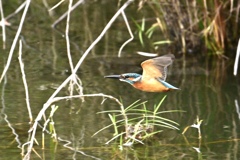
left=94, top=96, right=180, bottom=147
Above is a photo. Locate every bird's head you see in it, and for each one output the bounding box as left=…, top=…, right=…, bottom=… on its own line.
left=104, top=73, right=142, bottom=85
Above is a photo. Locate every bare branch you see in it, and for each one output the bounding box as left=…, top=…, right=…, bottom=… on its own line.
left=18, top=40, right=33, bottom=122
left=0, top=0, right=31, bottom=83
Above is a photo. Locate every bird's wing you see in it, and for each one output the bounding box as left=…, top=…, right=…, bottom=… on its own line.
left=141, top=54, right=174, bottom=81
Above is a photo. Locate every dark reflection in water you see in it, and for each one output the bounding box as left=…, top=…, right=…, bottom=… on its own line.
left=0, top=1, right=240, bottom=160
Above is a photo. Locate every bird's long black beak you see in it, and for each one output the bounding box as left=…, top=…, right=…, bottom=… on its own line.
left=104, top=75, right=121, bottom=79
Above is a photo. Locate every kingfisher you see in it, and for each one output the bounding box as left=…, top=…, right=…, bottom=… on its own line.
left=104, top=54, right=179, bottom=92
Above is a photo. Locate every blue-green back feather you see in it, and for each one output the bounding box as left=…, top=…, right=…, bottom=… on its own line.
left=157, top=78, right=179, bottom=90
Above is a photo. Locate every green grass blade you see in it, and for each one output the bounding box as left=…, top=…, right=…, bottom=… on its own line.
left=154, top=95, right=167, bottom=114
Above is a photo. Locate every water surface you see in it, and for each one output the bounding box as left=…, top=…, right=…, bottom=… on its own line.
left=0, top=1, right=240, bottom=159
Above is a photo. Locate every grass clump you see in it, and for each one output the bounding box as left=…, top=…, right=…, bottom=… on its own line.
left=94, top=95, right=181, bottom=147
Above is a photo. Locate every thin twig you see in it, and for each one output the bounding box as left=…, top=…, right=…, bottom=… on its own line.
left=65, top=0, right=74, bottom=72
left=234, top=38, right=240, bottom=76
left=18, top=40, right=33, bottom=122
left=72, top=0, right=134, bottom=74
left=5, top=1, right=27, bottom=20
left=51, top=0, right=84, bottom=28
left=23, top=93, right=123, bottom=159
left=49, top=0, right=65, bottom=11
left=51, top=94, right=123, bottom=106
left=0, top=0, right=6, bottom=49
left=118, top=10, right=134, bottom=57
left=0, top=0, right=31, bottom=83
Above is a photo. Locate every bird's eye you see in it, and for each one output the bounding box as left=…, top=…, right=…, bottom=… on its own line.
left=125, top=75, right=129, bottom=78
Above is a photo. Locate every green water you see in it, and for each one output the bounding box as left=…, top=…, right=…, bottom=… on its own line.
left=0, top=1, right=240, bottom=159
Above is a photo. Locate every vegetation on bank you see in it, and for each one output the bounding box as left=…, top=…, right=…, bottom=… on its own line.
left=136, top=0, right=239, bottom=56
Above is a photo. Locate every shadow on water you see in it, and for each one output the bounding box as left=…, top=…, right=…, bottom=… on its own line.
left=0, top=1, right=240, bottom=160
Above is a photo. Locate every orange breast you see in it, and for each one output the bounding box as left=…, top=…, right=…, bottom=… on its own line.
left=133, top=78, right=169, bottom=92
